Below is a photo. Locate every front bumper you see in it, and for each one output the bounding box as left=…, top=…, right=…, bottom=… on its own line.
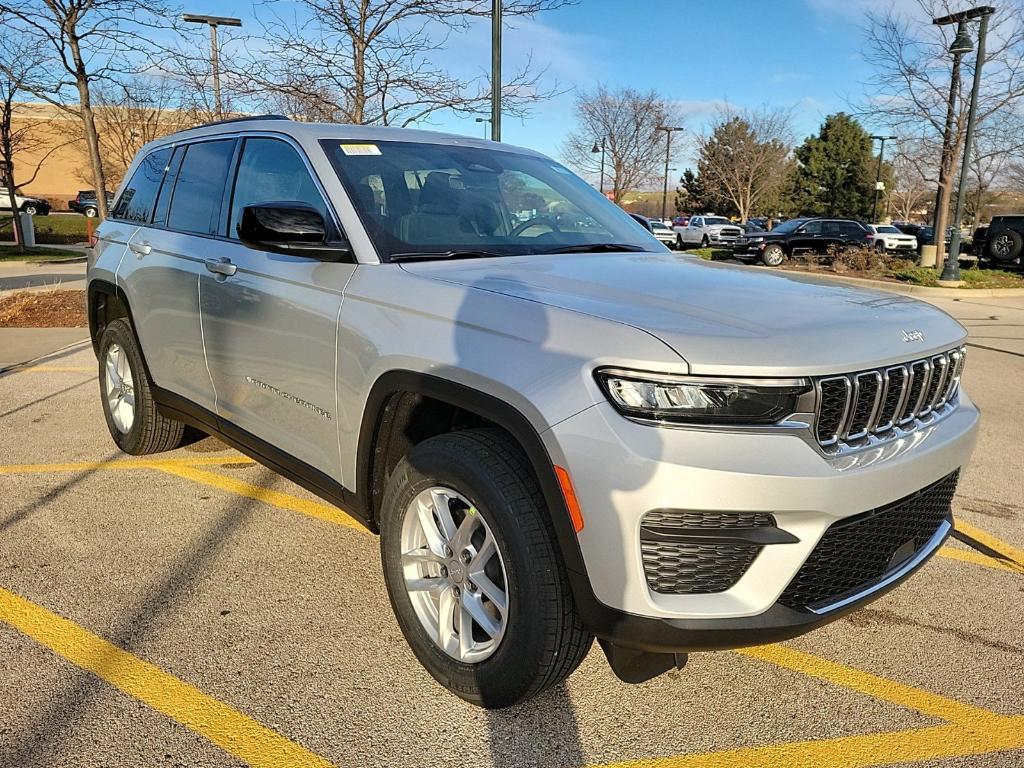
left=545, top=392, right=979, bottom=651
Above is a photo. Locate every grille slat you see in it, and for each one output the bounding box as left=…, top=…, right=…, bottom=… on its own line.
left=779, top=471, right=958, bottom=610
left=814, top=347, right=964, bottom=451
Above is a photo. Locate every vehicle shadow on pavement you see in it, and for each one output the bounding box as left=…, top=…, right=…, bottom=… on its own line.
left=0, top=377, right=94, bottom=420
left=485, top=683, right=585, bottom=768
left=1, top=469, right=271, bottom=767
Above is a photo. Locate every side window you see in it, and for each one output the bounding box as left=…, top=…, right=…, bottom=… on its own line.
left=842, top=221, right=865, bottom=236
left=802, top=220, right=823, bottom=235
left=228, top=138, right=329, bottom=239
left=167, top=139, right=236, bottom=236
left=692, top=217, right=702, bottom=227
left=111, top=147, right=172, bottom=223
left=151, top=145, right=185, bottom=227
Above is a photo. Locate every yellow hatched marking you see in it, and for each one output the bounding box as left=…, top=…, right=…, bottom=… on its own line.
left=938, top=545, right=1023, bottom=574
left=956, top=520, right=1024, bottom=569
left=154, top=463, right=365, bottom=532
left=0, top=455, right=255, bottom=474
left=0, top=586, right=335, bottom=768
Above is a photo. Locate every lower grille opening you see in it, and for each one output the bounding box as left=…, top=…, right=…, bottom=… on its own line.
left=640, top=511, right=777, bottom=595
left=779, top=471, right=958, bottom=611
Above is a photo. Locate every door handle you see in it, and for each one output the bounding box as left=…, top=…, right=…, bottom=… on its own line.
left=204, top=257, right=237, bottom=277
left=128, top=241, right=151, bottom=256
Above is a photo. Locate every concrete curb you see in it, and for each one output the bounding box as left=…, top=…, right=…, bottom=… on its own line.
left=785, top=270, right=1024, bottom=298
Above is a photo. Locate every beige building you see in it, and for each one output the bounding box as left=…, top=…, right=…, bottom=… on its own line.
left=6, top=102, right=94, bottom=209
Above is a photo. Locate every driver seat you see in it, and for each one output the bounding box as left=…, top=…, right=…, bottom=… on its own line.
left=400, top=172, right=479, bottom=243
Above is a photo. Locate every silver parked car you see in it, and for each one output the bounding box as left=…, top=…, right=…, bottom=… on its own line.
left=87, top=116, right=979, bottom=708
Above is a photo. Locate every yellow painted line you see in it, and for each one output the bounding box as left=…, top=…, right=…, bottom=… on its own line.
left=154, top=463, right=365, bottom=532
left=956, top=520, right=1024, bottom=569
left=938, top=545, right=1023, bottom=574
left=0, top=455, right=255, bottom=475
left=594, top=717, right=1024, bottom=768
left=738, top=644, right=990, bottom=725
left=0, top=586, right=334, bottom=768
left=14, top=365, right=95, bottom=373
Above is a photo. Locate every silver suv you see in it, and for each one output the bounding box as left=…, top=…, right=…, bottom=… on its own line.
left=87, top=116, right=979, bottom=708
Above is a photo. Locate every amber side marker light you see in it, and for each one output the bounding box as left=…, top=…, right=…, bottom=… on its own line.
left=554, top=465, right=585, bottom=533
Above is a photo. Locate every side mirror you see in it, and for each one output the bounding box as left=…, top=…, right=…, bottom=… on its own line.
left=238, top=202, right=351, bottom=261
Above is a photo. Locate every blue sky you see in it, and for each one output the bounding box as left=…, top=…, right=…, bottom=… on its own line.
left=200, top=0, right=918, bottom=167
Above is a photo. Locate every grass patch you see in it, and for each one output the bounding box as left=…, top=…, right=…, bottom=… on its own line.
left=0, top=214, right=90, bottom=244
left=688, top=247, right=736, bottom=261
left=890, top=263, right=1024, bottom=289
left=0, top=244, right=84, bottom=262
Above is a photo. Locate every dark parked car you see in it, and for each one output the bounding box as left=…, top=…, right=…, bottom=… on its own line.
left=971, top=225, right=989, bottom=256
left=894, top=221, right=924, bottom=238
left=983, top=215, right=1024, bottom=265
left=736, top=217, right=873, bottom=266
left=69, top=190, right=113, bottom=218
left=742, top=221, right=766, bottom=234
left=918, top=226, right=953, bottom=249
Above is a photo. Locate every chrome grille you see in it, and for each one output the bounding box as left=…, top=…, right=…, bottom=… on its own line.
left=813, top=346, right=965, bottom=451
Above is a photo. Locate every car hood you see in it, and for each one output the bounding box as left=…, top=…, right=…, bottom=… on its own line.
left=403, top=251, right=967, bottom=376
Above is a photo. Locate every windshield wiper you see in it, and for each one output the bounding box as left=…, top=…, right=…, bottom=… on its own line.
left=389, top=249, right=507, bottom=263
left=544, top=243, right=648, bottom=254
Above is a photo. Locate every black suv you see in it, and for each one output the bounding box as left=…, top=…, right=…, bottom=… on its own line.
left=69, top=190, right=113, bottom=218
left=737, top=217, right=872, bottom=266
left=981, top=215, right=1024, bottom=265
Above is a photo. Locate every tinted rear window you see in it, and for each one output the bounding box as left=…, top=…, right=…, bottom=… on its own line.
left=111, top=147, right=172, bottom=223
left=167, top=139, right=236, bottom=236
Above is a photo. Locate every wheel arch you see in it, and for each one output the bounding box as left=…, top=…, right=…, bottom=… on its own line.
left=356, top=370, right=591, bottom=583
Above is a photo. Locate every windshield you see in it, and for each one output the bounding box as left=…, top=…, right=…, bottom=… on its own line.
left=876, top=226, right=901, bottom=233
left=704, top=217, right=731, bottom=226
left=650, top=221, right=670, bottom=230
left=320, top=140, right=662, bottom=260
left=769, top=218, right=807, bottom=234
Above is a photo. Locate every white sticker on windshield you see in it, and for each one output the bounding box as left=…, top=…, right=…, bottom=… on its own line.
left=340, top=143, right=382, bottom=156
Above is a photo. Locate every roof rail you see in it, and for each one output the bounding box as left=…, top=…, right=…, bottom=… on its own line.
left=197, top=114, right=291, bottom=128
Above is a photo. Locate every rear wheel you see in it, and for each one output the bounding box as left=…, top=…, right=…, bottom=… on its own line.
left=97, top=319, right=186, bottom=455
left=762, top=243, right=785, bottom=266
left=20, top=203, right=38, bottom=216
left=380, top=428, right=592, bottom=708
left=988, top=230, right=1022, bottom=262
left=84, top=207, right=97, bottom=218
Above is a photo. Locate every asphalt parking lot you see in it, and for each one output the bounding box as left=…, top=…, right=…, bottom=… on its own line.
left=1, top=293, right=1023, bottom=768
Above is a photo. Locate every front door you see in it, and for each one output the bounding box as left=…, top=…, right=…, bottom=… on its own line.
left=198, top=136, right=356, bottom=478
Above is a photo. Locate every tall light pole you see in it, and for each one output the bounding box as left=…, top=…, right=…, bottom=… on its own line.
left=591, top=137, right=606, bottom=195
left=182, top=14, right=242, bottom=119
left=656, top=126, right=684, bottom=222
left=490, top=0, right=502, bottom=142
left=870, top=135, right=897, bottom=223
left=475, top=117, right=491, bottom=139
left=936, top=5, right=995, bottom=283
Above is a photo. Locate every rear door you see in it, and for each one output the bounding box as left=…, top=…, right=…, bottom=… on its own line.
left=789, top=219, right=822, bottom=254
left=113, top=143, right=221, bottom=413
left=199, top=135, right=355, bottom=477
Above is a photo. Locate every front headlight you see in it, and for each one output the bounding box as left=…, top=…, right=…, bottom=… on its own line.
left=595, top=369, right=810, bottom=425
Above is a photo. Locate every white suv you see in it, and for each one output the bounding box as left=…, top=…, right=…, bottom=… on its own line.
left=87, top=116, right=978, bottom=708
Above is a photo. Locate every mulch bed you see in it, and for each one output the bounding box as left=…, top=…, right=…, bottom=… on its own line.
left=0, top=290, right=87, bottom=327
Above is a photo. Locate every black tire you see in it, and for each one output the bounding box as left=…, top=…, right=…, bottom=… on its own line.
left=675, top=234, right=685, bottom=250
left=988, top=230, right=1022, bottom=262
left=875, top=240, right=886, bottom=253
left=84, top=207, right=97, bottom=218
left=20, top=204, right=38, bottom=216
left=701, top=235, right=709, bottom=247
left=762, top=243, right=785, bottom=266
left=380, top=428, right=593, bottom=708
left=97, top=318, right=186, bottom=455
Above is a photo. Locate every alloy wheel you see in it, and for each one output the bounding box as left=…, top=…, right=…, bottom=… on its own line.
left=994, top=235, right=1012, bottom=258
left=104, top=343, right=135, bottom=433
left=400, top=486, right=509, bottom=663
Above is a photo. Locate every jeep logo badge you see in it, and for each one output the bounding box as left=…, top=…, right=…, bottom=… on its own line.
left=901, top=329, right=925, bottom=343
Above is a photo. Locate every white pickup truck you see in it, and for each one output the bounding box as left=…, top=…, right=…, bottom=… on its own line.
left=673, top=215, right=743, bottom=249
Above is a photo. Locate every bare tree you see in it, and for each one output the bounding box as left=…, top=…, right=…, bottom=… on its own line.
left=693, top=106, right=792, bottom=223
left=861, top=0, right=1024, bottom=266
left=0, top=36, right=65, bottom=251
left=241, top=0, right=567, bottom=127
left=562, top=84, right=680, bottom=204
left=0, top=0, right=176, bottom=219
left=888, top=140, right=934, bottom=222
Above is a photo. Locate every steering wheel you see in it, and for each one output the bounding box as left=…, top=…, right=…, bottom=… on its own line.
left=511, top=216, right=561, bottom=237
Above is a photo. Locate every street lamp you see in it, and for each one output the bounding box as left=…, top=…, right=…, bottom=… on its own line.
left=933, top=5, right=995, bottom=283
left=870, top=135, right=897, bottom=223
left=490, top=0, right=502, bottom=142
left=655, top=126, right=684, bottom=222
left=591, top=137, right=606, bottom=195
left=181, top=14, right=242, bottom=119
left=475, top=117, right=491, bottom=139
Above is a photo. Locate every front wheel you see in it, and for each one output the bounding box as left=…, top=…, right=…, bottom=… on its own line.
left=762, top=243, right=785, bottom=266
left=21, top=204, right=38, bottom=216
left=84, top=207, right=97, bottom=218
left=380, top=428, right=592, bottom=708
